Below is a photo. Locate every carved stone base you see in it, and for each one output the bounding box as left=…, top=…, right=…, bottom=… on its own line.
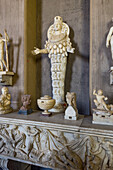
left=0, top=107, right=13, bottom=115
left=0, top=158, right=8, bottom=170
left=64, top=106, right=78, bottom=120
left=50, top=102, right=66, bottom=113
left=92, top=109, right=113, bottom=125
left=18, top=109, right=33, bottom=115
left=0, top=112, right=113, bottom=169
left=0, top=71, right=14, bottom=86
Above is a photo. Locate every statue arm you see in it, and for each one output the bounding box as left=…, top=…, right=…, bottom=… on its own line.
left=31, top=47, right=48, bottom=55
left=106, top=27, right=113, bottom=48
left=2, top=39, right=7, bottom=42
left=67, top=46, right=75, bottom=53
left=93, top=89, right=97, bottom=96
left=67, top=39, right=75, bottom=53
left=6, top=94, right=11, bottom=101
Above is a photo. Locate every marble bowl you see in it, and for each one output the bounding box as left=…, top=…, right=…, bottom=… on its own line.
left=37, top=95, right=55, bottom=116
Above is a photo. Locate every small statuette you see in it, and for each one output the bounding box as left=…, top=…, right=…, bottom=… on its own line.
left=92, top=89, right=113, bottom=125
left=18, top=95, right=32, bottom=115
left=64, top=92, right=78, bottom=120
left=37, top=95, right=55, bottom=116
left=0, top=87, right=13, bottom=114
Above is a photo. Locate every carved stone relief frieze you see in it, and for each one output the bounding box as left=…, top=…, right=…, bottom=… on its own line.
left=0, top=123, right=112, bottom=169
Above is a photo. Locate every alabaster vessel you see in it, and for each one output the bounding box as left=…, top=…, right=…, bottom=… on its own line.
left=37, top=95, right=55, bottom=116
left=32, top=16, right=74, bottom=112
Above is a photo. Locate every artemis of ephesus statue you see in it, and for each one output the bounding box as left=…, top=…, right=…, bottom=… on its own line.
left=32, top=16, right=75, bottom=112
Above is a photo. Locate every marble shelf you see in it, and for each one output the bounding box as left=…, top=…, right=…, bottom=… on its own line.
left=0, top=111, right=113, bottom=169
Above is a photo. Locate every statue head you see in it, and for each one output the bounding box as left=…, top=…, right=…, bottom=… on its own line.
left=97, top=89, right=103, bottom=95
left=54, top=16, right=63, bottom=31
left=21, top=95, right=31, bottom=108
left=1, top=87, right=9, bottom=95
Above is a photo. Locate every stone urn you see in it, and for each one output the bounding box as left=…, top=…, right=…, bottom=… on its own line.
left=37, top=95, right=55, bottom=116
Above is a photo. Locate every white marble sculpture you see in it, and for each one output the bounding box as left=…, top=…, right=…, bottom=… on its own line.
left=0, top=30, right=10, bottom=71
left=32, top=16, right=75, bottom=112
left=93, top=89, right=113, bottom=125
left=106, top=20, right=113, bottom=84
left=106, top=19, right=113, bottom=60
left=0, top=87, right=12, bottom=114
left=64, top=92, right=78, bottom=120
left=0, top=30, right=14, bottom=85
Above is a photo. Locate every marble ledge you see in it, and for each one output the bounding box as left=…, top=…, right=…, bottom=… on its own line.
left=0, top=111, right=113, bottom=137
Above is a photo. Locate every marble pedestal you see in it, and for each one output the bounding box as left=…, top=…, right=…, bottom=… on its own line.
left=92, top=109, right=113, bottom=125
left=0, top=112, right=113, bottom=169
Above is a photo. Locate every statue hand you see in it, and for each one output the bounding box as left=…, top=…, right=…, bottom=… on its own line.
left=105, top=97, right=108, bottom=101
left=70, top=48, right=75, bottom=53
left=93, top=89, right=96, bottom=95
left=67, top=47, right=75, bottom=53
left=31, top=47, right=40, bottom=55
left=106, top=41, right=109, bottom=48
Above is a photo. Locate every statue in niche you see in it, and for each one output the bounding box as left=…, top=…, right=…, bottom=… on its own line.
left=64, top=92, right=78, bottom=120
left=0, top=87, right=12, bottom=114
left=0, top=30, right=9, bottom=71
left=106, top=19, right=113, bottom=60
left=32, top=16, right=75, bottom=112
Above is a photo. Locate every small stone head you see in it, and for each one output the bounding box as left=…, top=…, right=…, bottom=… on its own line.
left=21, top=95, right=31, bottom=109
left=54, top=16, right=63, bottom=31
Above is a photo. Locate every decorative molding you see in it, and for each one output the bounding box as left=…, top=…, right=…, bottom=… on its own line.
left=0, top=123, right=112, bottom=169
left=0, top=158, right=8, bottom=170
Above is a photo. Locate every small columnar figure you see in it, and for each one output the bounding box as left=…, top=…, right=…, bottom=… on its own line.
left=0, top=87, right=12, bottom=114
left=32, top=16, right=75, bottom=112
left=0, top=30, right=9, bottom=71
left=18, top=95, right=32, bottom=115
left=64, top=92, right=78, bottom=120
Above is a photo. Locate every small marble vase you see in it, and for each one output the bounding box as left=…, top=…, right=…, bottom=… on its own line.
left=37, top=95, right=55, bottom=116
